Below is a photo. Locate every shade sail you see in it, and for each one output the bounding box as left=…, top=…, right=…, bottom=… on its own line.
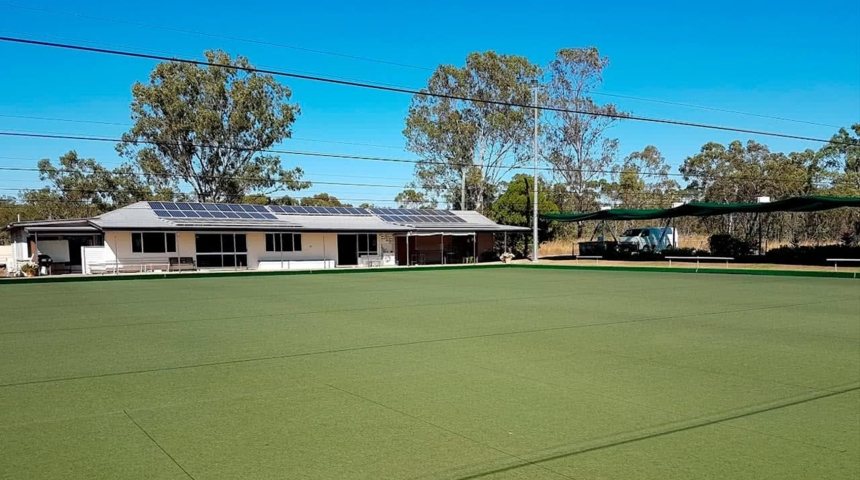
left=542, top=196, right=860, bottom=222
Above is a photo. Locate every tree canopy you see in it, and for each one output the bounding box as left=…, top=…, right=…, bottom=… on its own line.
left=542, top=48, right=624, bottom=214
left=403, top=51, right=540, bottom=211
left=118, top=50, right=309, bottom=202
left=487, top=174, right=559, bottom=256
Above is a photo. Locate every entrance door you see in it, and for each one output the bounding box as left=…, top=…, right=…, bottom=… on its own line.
left=67, top=237, right=86, bottom=273
left=337, top=234, right=358, bottom=266
left=395, top=236, right=407, bottom=265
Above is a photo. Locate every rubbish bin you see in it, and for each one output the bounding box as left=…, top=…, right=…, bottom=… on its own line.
left=38, top=254, right=53, bottom=276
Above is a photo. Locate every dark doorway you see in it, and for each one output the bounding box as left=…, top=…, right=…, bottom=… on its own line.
left=396, top=236, right=407, bottom=265
left=337, top=234, right=358, bottom=266
left=67, top=237, right=86, bottom=272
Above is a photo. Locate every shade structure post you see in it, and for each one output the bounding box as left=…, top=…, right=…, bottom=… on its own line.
left=504, top=231, right=508, bottom=253
left=531, top=82, right=539, bottom=263
left=473, top=232, right=477, bottom=263
left=406, top=233, right=410, bottom=267
left=175, top=232, right=180, bottom=273
left=440, top=233, right=444, bottom=265
left=113, top=233, right=118, bottom=274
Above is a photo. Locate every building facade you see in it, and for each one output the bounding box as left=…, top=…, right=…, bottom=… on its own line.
left=5, top=202, right=527, bottom=275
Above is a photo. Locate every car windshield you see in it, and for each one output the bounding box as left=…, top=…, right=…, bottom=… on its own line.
left=622, top=229, right=643, bottom=236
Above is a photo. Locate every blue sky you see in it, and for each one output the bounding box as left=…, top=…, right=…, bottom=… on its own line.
left=1, top=0, right=858, bottom=206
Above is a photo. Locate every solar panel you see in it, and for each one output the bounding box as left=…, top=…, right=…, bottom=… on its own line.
left=268, top=205, right=371, bottom=216
left=370, top=208, right=466, bottom=224
left=148, top=202, right=278, bottom=220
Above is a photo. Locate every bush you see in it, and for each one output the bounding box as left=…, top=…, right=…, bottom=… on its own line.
left=708, top=234, right=754, bottom=257
left=765, top=244, right=860, bottom=265
left=19, top=262, right=38, bottom=276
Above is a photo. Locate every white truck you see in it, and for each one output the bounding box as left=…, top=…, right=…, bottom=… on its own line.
left=618, top=227, right=678, bottom=254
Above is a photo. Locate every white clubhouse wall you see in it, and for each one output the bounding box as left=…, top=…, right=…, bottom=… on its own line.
left=101, top=231, right=350, bottom=270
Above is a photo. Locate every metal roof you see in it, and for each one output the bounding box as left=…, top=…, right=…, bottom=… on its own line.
left=6, top=201, right=529, bottom=233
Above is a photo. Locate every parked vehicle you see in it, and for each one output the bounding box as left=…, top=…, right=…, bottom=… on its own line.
left=618, top=227, right=678, bottom=254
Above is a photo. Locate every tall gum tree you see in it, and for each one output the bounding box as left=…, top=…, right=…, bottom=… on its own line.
left=403, top=51, right=540, bottom=211
left=542, top=48, right=624, bottom=218
left=117, top=50, right=309, bottom=202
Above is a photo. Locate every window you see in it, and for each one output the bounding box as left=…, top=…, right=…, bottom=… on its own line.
left=265, top=233, right=302, bottom=252
left=195, top=233, right=247, bottom=268
left=357, top=234, right=378, bottom=256
left=131, top=232, right=176, bottom=253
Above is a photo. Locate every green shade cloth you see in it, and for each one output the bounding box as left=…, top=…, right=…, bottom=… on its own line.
left=542, top=196, right=860, bottom=222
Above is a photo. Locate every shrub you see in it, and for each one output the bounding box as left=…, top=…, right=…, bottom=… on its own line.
left=20, top=262, right=38, bottom=276
left=708, top=234, right=753, bottom=257
left=765, top=244, right=860, bottom=265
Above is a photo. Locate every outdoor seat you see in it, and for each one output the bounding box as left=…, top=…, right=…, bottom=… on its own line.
left=169, top=257, right=196, bottom=271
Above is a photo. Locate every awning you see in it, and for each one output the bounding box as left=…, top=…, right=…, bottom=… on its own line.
left=542, top=196, right=860, bottom=222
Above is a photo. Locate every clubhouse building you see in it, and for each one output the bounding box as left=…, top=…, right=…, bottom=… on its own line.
left=4, top=201, right=527, bottom=275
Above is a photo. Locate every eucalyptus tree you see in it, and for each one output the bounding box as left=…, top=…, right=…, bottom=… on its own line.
left=118, top=50, right=309, bottom=202
left=403, top=51, right=540, bottom=211
left=542, top=48, right=624, bottom=214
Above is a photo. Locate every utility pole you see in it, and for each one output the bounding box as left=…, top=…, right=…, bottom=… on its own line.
left=532, top=81, right=539, bottom=262
left=458, top=120, right=466, bottom=210
left=461, top=168, right=466, bottom=210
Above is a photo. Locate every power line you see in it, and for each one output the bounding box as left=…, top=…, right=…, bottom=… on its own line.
left=0, top=113, right=409, bottom=151
left=3, top=3, right=844, bottom=128
left=0, top=168, right=405, bottom=189
left=0, top=192, right=401, bottom=203
left=0, top=129, right=554, bottom=172
left=0, top=36, right=854, bottom=146
left=1, top=130, right=844, bottom=182
left=1, top=2, right=432, bottom=72
left=590, top=91, right=843, bottom=129
left=0, top=161, right=413, bottom=183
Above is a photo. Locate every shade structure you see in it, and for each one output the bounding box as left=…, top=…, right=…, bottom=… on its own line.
left=542, top=196, right=860, bottom=222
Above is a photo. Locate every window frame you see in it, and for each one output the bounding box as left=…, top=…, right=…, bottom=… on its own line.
left=131, top=232, right=177, bottom=254
left=194, top=233, right=247, bottom=268
left=357, top=233, right=378, bottom=257
left=265, top=233, right=302, bottom=253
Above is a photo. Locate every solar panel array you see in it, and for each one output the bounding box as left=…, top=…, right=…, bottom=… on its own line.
left=369, top=208, right=466, bottom=224
left=148, top=202, right=278, bottom=220
left=268, top=205, right=371, bottom=216
left=148, top=202, right=468, bottom=225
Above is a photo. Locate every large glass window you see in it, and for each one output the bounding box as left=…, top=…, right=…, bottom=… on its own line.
left=195, top=234, right=222, bottom=253
left=131, top=232, right=176, bottom=253
left=357, top=234, right=378, bottom=256
left=195, top=233, right=247, bottom=268
left=265, top=233, right=302, bottom=252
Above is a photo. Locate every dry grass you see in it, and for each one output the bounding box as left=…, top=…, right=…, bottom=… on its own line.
left=679, top=234, right=709, bottom=251
left=539, top=239, right=576, bottom=256
left=540, top=233, right=832, bottom=256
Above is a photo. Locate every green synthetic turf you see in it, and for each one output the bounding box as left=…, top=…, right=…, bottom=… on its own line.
left=0, top=269, right=857, bottom=479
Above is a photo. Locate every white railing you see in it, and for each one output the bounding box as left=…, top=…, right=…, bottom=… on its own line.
left=665, top=256, right=735, bottom=270
left=827, top=258, right=860, bottom=277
